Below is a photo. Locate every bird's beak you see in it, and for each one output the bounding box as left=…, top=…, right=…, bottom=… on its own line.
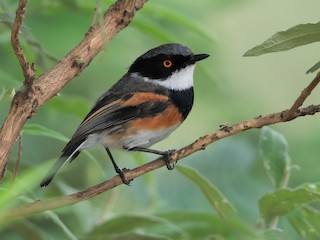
left=190, top=53, right=210, bottom=63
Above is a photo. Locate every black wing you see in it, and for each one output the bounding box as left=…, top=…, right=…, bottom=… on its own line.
left=62, top=91, right=169, bottom=153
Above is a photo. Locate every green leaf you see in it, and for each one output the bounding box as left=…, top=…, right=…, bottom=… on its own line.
left=301, top=183, right=320, bottom=193
left=259, top=127, right=290, bottom=188
left=23, top=124, right=68, bottom=142
left=9, top=220, right=46, bottom=240
left=45, top=211, right=78, bottom=240
left=244, top=22, right=320, bottom=56
left=107, top=232, right=170, bottom=240
left=0, top=163, right=50, bottom=225
left=302, top=206, right=320, bottom=231
left=259, top=185, right=320, bottom=225
left=86, top=214, right=185, bottom=239
left=158, top=211, right=259, bottom=239
left=263, top=228, right=291, bottom=240
left=176, top=164, right=236, bottom=220
left=288, top=212, right=320, bottom=240
left=306, top=61, right=320, bottom=74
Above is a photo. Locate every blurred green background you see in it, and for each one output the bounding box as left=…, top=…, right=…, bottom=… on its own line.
left=0, top=0, right=320, bottom=239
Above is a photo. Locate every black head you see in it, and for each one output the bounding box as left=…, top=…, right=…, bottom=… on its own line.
left=129, top=43, right=209, bottom=80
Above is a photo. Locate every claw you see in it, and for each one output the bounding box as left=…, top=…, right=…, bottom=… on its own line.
left=163, top=149, right=176, bottom=170
left=116, top=167, right=132, bottom=185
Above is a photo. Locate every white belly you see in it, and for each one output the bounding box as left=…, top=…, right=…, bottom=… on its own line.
left=81, top=126, right=178, bottom=151
left=117, top=127, right=177, bottom=149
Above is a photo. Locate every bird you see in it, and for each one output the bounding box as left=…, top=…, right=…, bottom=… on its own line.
left=40, top=43, right=209, bottom=187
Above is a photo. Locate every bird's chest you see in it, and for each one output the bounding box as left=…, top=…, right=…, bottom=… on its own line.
left=168, top=88, right=194, bottom=120
left=113, top=102, right=183, bottom=149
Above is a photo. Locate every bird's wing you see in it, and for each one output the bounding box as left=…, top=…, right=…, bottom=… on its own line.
left=62, top=91, right=169, bottom=152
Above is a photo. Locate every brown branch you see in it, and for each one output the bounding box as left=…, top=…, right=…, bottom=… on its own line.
left=283, top=71, right=320, bottom=120
left=0, top=0, right=148, bottom=181
left=11, top=0, right=35, bottom=84
left=5, top=103, right=320, bottom=219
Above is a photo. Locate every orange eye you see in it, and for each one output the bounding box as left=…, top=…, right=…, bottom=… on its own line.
left=163, top=60, right=172, bottom=68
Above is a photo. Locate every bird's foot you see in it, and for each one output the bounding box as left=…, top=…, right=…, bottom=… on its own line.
left=162, top=149, right=176, bottom=170
left=116, top=167, right=132, bottom=185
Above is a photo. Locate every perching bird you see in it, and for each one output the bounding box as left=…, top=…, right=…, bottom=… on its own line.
left=40, top=43, right=209, bottom=187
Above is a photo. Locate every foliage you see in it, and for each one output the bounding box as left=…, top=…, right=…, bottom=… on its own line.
left=243, top=22, right=320, bottom=73
left=1, top=0, right=320, bottom=239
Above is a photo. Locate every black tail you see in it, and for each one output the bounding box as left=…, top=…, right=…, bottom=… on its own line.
left=40, top=156, right=70, bottom=187
left=40, top=139, right=84, bottom=187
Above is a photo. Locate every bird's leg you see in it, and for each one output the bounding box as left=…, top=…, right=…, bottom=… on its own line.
left=127, top=147, right=176, bottom=170
left=105, top=147, right=131, bottom=185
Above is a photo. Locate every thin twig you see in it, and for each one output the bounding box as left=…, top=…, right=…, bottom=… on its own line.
left=12, top=132, right=22, bottom=182
left=11, top=0, right=35, bottom=84
left=5, top=103, right=320, bottom=219
left=283, top=71, right=320, bottom=120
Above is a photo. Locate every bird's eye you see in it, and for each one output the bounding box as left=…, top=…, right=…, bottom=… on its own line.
left=163, top=60, right=172, bottom=68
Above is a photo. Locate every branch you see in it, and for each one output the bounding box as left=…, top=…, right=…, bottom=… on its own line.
left=5, top=103, right=320, bottom=219
left=0, top=0, right=148, bottom=181
left=283, top=71, right=320, bottom=119
left=11, top=0, right=35, bottom=84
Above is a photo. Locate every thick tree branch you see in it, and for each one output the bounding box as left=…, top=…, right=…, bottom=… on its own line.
left=0, top=0, right=148, bottom=181
left=4, top=103, right=320, bottom=219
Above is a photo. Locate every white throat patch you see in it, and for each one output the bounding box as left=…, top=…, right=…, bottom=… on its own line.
left=132, top=65, right=195, bottom=91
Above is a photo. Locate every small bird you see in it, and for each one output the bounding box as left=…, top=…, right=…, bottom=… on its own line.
left=40, top=43, right=209, bottom=187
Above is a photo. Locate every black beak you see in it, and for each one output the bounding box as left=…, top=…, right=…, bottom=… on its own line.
left=191, top=53, right=210, bottom=63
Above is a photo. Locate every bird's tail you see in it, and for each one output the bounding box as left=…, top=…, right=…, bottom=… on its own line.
left=40, top=139, right=84, bottom=187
